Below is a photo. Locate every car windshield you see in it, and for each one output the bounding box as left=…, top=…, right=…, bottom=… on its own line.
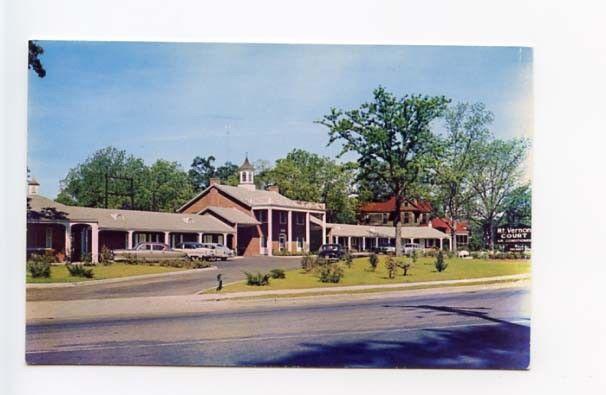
left=321, top=245, right=339, bottom=251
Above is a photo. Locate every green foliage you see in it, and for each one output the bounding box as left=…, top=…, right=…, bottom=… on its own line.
left=435, top=251, right=448, bottom=272
left=344, top=252, right=353, bottom=268
left=81, top=252, right=92, bottom=264
left=66, top=264, right=94, bottom=278
left=188, top=155, right=239, bottom=190
left=300, top=251, right=316, bottom=272
left=269, top=268, right=286, bottom=279
left=368, top=253, right=379, bottom=271
left=318, top=262, right=344, bottom=283
left=28, top=41, right=46, bottom=78
left=99, top=246, right=113, bottom=265
left=501, top=184, right=532, bottom=226
left=386, top=256, right=397, bottom=279
left=56, top=147, right=194, bottom=212
left=410, top=249, right=418, bottom=263
left=27, top=261, right=51, bottom=278
left=244, top=271, right=271, bottom=286
left=29, top=250, right=57, bottom=264
left=397, top=259, right=412, bottom=276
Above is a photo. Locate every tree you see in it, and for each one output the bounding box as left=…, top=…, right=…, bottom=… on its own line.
left=214, top=162, right=239, bottom=186
left=318, top=87, right=449, bottom=256
left=188, top=155, right=216, bottom=190
left=29, top=41, right=46, bottom=78
left=432, top=102, right=493, bottom=251
left=264, top=149, right=358, bottom=223
left=467, top=138, right=529, bottom=249
left=144, top=160, right=194, bottom=212
left=501, top=183, right=531, bottom=226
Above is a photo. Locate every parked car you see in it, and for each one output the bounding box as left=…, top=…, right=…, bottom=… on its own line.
left=174, top=242, right=215, bottom=260
left=113, top=242, right=188, bottom=262
left=200, top=243, right=235, bottom=260
left=376, top=245, right=395, bottom=254
left=318, top=244, right=346, bottom=260
left=457, top=250, right=470, bottom=258
left=403, top=243, right=423, bottom=256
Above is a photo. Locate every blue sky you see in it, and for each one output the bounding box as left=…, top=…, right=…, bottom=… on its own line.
left=28, top=42, right=533, bottom=198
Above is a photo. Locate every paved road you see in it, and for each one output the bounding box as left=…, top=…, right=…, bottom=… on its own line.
left=26, top=256, right=302, bottom=302
left=26, top=287, right=531, bottom=369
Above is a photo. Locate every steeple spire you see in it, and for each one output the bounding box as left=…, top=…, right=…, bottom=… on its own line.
left=238, top=156, right=255, bottom=190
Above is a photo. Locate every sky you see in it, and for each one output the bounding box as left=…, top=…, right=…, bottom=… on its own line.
left=28, top=42, right=533, bottom=198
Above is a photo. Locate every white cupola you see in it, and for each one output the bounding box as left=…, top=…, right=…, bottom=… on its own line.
left=28, top=177, right=40, bottom=195
left=238, top=156, right=256, bottom=191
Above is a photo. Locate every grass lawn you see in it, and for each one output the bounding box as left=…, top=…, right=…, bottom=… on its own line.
left=26, top=263, right=186, bottom=284
left=210, top=256, right=531, bottom=293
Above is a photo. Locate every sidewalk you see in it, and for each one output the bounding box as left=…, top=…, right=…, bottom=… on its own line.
left=26, top=274, right=529, bottom=324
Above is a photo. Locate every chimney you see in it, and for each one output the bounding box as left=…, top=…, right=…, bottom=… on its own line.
left=267, top=185, right=279, bottom=193
left=209, top=178, right=221, bottom=186
left=28, top=177, right=40, bottom=195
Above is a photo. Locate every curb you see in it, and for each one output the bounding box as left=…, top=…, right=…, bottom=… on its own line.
left=26, top=266, right=218, bottom=289
left=199, top=273, right=531, bottom=300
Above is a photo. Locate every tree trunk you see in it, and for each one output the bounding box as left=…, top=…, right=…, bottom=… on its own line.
left=450, top=218, right=458, bottom=253
left=394, top=195, right=403, bottom=257
left=488, top=218, right=495, bottom=250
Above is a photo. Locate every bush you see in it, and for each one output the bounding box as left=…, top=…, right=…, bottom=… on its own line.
left=397, top=259, right=411, bottom=276
left=30, top=250, right=57, bottom=265
left=270, top=268, right=286, bottom=279
left=81, top=252, right=92, bottom=264
left=66, top=263, right=94, bottom=278
left=300, top=252, right=315, bottom=272
left=445, top=250, right=455, bottom=259
left=318, top=262, right=344, bottom=283
left=344, top=252, right=353, bottom=268
left=27, top=261, right=51, bottom=278
left=368, top=253, right=379, bottom=271
left=99, top=246, right=113, bottom=265
left=410, top=249, right=418, bottom=263
left=386, top=256, right=397, bottom=279
left=435, top=250, right=448, bottom=272
left=244, top=271, right=270, bottom=286
left=424, top=249, right=437, bottom=258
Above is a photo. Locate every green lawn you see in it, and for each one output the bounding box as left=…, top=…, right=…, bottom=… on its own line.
left=26, top=263, right=185, bottom=283
left=210, top=256, right=531, bottom=293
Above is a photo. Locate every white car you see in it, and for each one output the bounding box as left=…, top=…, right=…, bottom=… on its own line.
left=200, top=243, right=235, bottom=260
left=403, top=243, right=422, bottom=255
left=457, top=250, right=470, bottom=258
left=174, top=242, right=215, bottom=260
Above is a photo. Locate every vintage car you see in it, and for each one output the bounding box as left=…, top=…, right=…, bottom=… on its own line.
left=403, top=243, right=423, bottom=256
left=112, top=242, right=188, bottom=262
left=199, top=243, right=235, bottom=260
left=173, top=242, right=215, bottom=260
left=317, top=244, right=347, bottom=260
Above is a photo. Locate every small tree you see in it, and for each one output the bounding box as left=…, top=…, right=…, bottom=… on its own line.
left=398, top=259, right=411, bottom=276
left=344, top=252, right=353, bottom=268
left=435, top=250, right=448, bottom=272
left=368, top=252, right=379, bottom=271
left=300, top=251, right=315, bottom=272
left=386, top=256, right=397, bottom=279
left=410, top=249, right=418, bottom=263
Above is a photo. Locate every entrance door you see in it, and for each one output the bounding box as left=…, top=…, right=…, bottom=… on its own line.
left=278, top=233, right=286, bottom=252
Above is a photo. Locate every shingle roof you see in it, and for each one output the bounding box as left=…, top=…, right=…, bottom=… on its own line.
left=430, top=217, right=469, bottom=233
left=327, top=223, right=449, bottom=239
left=199, top=206, right=260, bottom=225
left=28, top=195, right=234, bottom=234
left=359, top=196, right=432, bottom=213
left=238, top=157, right=255, bottom=171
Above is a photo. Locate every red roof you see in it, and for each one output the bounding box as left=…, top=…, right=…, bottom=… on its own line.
left=430, top=217, right=469, bottom=233
left=359, top=196, right=432, bottom=213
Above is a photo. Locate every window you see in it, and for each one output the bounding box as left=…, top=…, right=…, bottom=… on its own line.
left=256, top=210, right=267, bottom=223
left=296, top=213, right=305, bottom=225
left=279, top=211, right=287, bottom=224
left=382, top=213, right=389, bottom=224
left=45, top=228, right=53, bottom=248
left=203, top=234, right=214, bottom=243
left=296, top=236, right=304, bottom=251
left=152, top=244, right=165, bottom=251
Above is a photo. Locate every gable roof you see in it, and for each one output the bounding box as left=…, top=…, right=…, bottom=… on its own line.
left=359, top=196, right=432, bottom=213
left=199, top=206, right=260, bottom=225
left=178, top=184, right=325, bottom=212
left=327, top=223, right=449, bottom=239
left=28, top=194, right=235, bottom=234
left=430, top=217, right=469, bottom=233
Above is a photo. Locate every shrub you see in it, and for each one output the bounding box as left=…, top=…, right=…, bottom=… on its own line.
left=193, top=260, right=211, bottom=269
left=300, top=252, right=315, bottom=272
left=80, top=252, right=92, bottom=264
left=99, top=246, right=113, bottom=265
left=66, top=263, right=94, bottom=278
left=368, top=253, right=379, bottom=271
left=30, top=250, right=57, bottom=265
left=27, top=261, right=51, bottom=278
left=318, top=262, right=344, bottom=283
left=424, top=249, right=437, bottom=258
left=397, top=259, right=411, bottom=276
left=244, top=271, right=271, bottom=286
left=435, top=250, right=448, bottom=272
left=410, top=249, right=418, bottom=263
left=445, top=250, right=455, bottom=259
left=270, top=268, right=286, bottom=279
left=386, top=256, right=397, bottom=279
left=344, top=252, right=353, bottom=268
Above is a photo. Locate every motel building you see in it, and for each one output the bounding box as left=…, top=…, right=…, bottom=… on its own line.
left=26, top=157, right=460, bottom=263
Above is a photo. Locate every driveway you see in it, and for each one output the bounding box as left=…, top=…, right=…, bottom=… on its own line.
left=26, top=256, right=302, bottom=302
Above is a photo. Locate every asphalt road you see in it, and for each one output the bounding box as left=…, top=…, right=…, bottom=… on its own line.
left=26, top=287, right=531, bottom=369
left=26, top=256, right=302, bottom=302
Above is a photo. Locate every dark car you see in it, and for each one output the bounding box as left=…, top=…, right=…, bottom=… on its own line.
left=318, top=244, right=346, bottom=260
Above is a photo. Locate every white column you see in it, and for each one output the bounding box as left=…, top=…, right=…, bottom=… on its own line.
left=267, top=208, right=273, bottom=256
left=90, top=223, right=99, bottom=264
left=222, top=233, right=227, bottom=245
left=449, top=236, right=453, bottom=251
left=347, top=236, right=352, bottom=251
left=362, top=237, right=366, bottom=251
left=440, top=238, right=443, bottom=250
left=233, top=226, right=238, bottom=253
left=197, top=232, right=203, bottom=243
left=305, top=212, right=311, bottom=252
left=335, top=236, right=339, bottom=245
left=376, top=237, right=379, bottom=248
left=64, top=223, right=72, bottom=260
left=287, top=210, right=292, bottom=252
left=127, top=230, right=134, bottom=249
left=164, top=231, right=170, bottom=246
left=322, top=213, right=327, bottom=245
